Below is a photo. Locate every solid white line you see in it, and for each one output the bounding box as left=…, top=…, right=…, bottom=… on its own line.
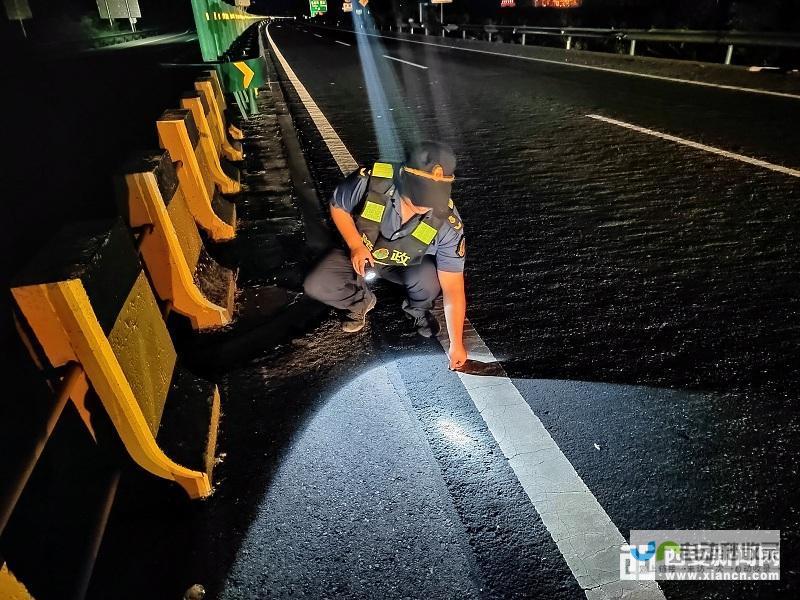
left=587, top=114, right=800, bottom=178
left=360, top=31, right=800, bottom=101
left=436, top=319, right=666, bottom=599
left=266, top=26, right=358, bottom=174
left=335, top=40, right=351, bottom=47
left=267, top=23, right=665, bottom=600
left=383, top=54, right=429, bottom=70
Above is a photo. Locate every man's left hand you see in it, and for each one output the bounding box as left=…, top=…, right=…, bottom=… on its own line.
left=448, top=343, right=467, bottom=370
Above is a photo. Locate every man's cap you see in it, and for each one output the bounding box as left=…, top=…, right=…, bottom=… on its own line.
left=398, top=141, right=456, bottom=219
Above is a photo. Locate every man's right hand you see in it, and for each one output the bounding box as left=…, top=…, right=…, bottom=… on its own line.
left=350, top=244, right=375, bottom=277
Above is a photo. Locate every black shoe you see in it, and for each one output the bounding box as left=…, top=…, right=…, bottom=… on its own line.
left=408, top=310, right=440, bottom=338
left=342, top=292, right=377, bottom=333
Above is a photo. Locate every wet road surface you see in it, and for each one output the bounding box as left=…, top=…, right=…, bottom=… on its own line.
left=262, top=22, right=800, bottom=599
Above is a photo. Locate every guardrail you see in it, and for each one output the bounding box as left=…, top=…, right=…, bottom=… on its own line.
left=2, top=66, right=247, bottom=599
left=383, top=23, right=800, bottom=65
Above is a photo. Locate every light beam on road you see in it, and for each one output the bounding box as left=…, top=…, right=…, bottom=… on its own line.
left=350, top=9, right=409, bottom=162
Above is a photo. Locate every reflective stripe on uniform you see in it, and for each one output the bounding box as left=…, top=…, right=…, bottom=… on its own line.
left=361, top=200, right=385, bottom=222
left=372, top=162, right=394, bottom=179
left=411, top=221, right=438, bottom=245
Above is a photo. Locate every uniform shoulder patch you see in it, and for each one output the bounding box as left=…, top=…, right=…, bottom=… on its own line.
left=447, top=214, right=463, bottom=231
left=457, top=236, right=466, bottom=258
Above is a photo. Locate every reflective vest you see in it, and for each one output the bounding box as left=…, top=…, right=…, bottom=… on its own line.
left=354, top=162, right=461, bottom=268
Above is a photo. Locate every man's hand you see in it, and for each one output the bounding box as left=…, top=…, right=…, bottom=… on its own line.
left=448, top=342, right=467, bottom=370
left=330, top=205, right=374, bottom=277
left=350, top=244, right=374, bottom=277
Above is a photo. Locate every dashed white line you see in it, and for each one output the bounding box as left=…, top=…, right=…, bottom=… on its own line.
left=335, top=40, right=351, bottom=47
left=266, top=22, right=666, bottom=600
left=383, top=54, right=429, bottom=70
left=313, top=33, right=322, bottom=38
left=587, top=114, right=800, bottom=178
left=358, top=30, right=800, bottom=101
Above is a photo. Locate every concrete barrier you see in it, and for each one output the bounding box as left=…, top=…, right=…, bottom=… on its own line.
left=180, top=91, right=241, bottom=194
left=157, top=109, right=237, bottom=241
left=196, top=74, right=244, bottom=161
left=11, top=220, right=220, bottom=499
left=122, top=151, right=236, bottom=329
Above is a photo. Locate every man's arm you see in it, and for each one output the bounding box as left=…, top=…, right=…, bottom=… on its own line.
left=329, top=170, right=373, bottom=276
left=438, top=269, right=467, bottom=370
left=331, top=205, right=374, bottom=277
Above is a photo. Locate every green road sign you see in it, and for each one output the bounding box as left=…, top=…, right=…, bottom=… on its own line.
left=309, top=0, right=327, bottom=17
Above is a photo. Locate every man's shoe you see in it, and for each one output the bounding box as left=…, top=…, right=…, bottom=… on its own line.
left=409, top=310, right=441, bottom=338
left=341, top=292, right=377, bottom=333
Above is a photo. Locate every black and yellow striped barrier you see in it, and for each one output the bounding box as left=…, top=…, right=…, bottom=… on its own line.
left=11, top=220, right=220, bottom=499
left=195, top=72, right=244, bottom=161
left=122, top=151, right=236, bottom=330
left=180, top=91, right=241, bottom=194
left=157, top=109, right=237, bottom=241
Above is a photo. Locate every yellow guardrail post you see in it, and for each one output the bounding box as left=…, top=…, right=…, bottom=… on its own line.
left=12, top=222, right=221, bottom=499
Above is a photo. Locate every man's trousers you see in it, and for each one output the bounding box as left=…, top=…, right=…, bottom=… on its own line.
left=303, top=248, right=441, bottom=318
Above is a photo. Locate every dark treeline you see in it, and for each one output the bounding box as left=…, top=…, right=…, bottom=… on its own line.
left=283, top=0, right=800, bottom=31
left=5, top=1, right=796, bottom=46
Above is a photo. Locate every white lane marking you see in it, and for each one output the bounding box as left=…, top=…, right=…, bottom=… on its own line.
left=383, top=54, right=429, bottom=70
left=335, top=40, right=351, bottom=47
left=267, top=23, right=665, bottom=600
left=313, top=33, right=323, bottom=38
left=266, top=26, right=358, bottom=174
left=358, top=31, right=800, bottom=101
left=587, top=114, right=800, bottom=178
left=435, top=320, right=665, bottom=599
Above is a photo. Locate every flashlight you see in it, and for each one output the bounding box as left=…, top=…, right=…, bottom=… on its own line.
left=364, top=268, right=377, bottom=282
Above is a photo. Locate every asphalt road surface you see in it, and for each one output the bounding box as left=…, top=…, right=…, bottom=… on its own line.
left=259, top=22, right=799, bottom=600
left=4, top=20, right=798, bottom=600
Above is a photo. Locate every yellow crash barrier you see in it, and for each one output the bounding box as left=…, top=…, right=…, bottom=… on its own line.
left=123, top=151, right=236, bottom=329
left=0, top=562, right=34, bottom=600
left=12, top=221, right=220, bottom=499
left=180, top=91, right=241, bottom=194
left=157, top=109, right=236, bottom=241
left=207, top=69, right=244, bottom=141
left=195, top=73, right=244, bottom=161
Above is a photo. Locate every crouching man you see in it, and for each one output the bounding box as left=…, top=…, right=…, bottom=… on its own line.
left=303, top=141, right=468, bottom=370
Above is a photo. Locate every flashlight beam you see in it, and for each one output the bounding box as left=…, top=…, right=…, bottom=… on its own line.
left=382, top=55, right=428, bottom=70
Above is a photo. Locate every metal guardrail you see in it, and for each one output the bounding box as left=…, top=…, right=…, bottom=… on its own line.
left=9, top=27, right=161, bottom=53
left=385, top=23, right=800, bottom=65
left=87, top=28, right=157, bottom=48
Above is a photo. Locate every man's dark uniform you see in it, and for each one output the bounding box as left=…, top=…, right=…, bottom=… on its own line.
left=304, top=154, right=466, bottom=325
